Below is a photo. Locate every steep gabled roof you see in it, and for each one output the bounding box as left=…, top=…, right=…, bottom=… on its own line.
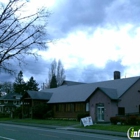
left=23, top=90, right=53, bottom=100
left=41, top=76, right=140, bottom=103
left=95, top=87, right=118, bottom=100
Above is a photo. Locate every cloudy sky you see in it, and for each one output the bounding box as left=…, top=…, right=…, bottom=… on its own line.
left=1, top=0, right=140, bottom=87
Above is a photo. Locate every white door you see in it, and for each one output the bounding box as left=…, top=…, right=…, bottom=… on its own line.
left=97, top=106, right=104, bottom=121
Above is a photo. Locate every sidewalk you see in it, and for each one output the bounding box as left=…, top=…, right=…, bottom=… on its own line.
left=56, top=126, right=126, bottom=137
left=0, top=121, right=126, bottom=137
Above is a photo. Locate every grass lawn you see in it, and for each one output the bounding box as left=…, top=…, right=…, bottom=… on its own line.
left=1, top=118, right=140, bottom=132
left=0, top=118, right=80, bottom=126
left=78, top=124, right=140, bottom=132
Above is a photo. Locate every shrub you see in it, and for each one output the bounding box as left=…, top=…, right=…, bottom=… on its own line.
left=136, top=117, right=140, bottom=125
left=120, top=117, right=127, bottom=125
left=110, top=117, right=119, bottom=125
left=14, top=107, right=22, bottom=119
left=43, top=110, right=53, bottom=119
left=0, top=113, right=9, bottom=118
left=77, top=113, right=89, bottom=121
left=110, top=115, right=139, bottom=125
left=127, top=116, right=137, bottom=125
left=32, top=103, right=53, bottom=119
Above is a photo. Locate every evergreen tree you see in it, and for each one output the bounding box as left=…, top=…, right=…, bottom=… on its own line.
left=26, top=76, right=39, bottom=91
left=50, top=74, right=57, bottom=88
left=13, top=71, right=26, bottom=95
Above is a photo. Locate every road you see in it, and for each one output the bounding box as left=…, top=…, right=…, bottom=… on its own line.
left=0, top=123, right=128, bottom=140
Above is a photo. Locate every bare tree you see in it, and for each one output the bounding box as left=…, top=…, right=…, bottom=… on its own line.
left=56, top=60, right=65, bottom=86
left=47, top=59, right=57, bottom=88
left=0, top=81, right=13, bottom=94
left=0, top=0, right=50, bottom=73
left=46, top=59, right=65, bottom=88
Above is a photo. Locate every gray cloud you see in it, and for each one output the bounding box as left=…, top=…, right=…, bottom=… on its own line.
left=0, top=72, right=14, bottom=83
left=0, top=58, right=132, bottom=87
left=106, top=0, right=140, bottom=26
left=66, top=60, right=127, bottom=83
left=48, top=0, right=115, bottom=38
left=1, top=0, right=140, bottom=88
left=0, top=56, right=51, bottom=86
left=48, top=0, right=140, bottom=39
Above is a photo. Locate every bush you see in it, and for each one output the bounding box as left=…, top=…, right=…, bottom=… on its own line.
left=110, top=117, right=119, bottom=125
left=127, top=116, right=137, bottom=125
left=0, top=113, right=9, bottom=118
left=43, top=110, right=53, bottom=119
left=136, top=117, right=140, bottom=125
left=13, top=107, right=22, bottom=119
left=77, top=113, right=89, bottom=121
left=110, top=115, right=139, bottom=125
left=120, top=117, right=127, bottom=125
left=32, top=103, right=53, bottom=119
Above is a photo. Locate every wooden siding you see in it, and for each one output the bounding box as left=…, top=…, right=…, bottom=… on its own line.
left=52, top=102, right=88, bottom=118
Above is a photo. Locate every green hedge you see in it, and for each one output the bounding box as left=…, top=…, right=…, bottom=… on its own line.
left=14, top=107, right=22, bottom=118
left=110, top=115, right=139, bottom=125
left=136, top=117, right=140, bottom=125
left=0, top=113, right=9, bottom=118
left=127, top=116, right=137, bottom=125
left=32, top=104, right=53, bottom=119
left=110, top=117, right=119, bottom=125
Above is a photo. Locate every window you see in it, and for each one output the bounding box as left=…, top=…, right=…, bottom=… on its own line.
left=59, top=104, right=64, bottom=112
left=118, top=107, right=125, bottom=115
left=86, top=102, right=89, bottom=112
left=17, top=101, right=19, bottom=105
left=65, top=104, right=74, bottom=112
left=65, top=104, right=71, bottom=112
left=4, top=100, right=8, bottom=104
left=5, top=107, right=8, bottom=111
left=56, top=104, right=64, bottom=112
left=75, top=103, right=84, bottom=112
left=13, top=101, right=17, bottom=105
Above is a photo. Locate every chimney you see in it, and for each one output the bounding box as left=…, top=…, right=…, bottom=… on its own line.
left=114, top=71, right=121, bottom=80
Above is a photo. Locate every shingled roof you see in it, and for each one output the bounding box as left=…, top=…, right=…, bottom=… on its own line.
left=61, top=80, right=86, bottom=86
left=0, top=93, right=22, bottom=100
left=41, top=76, right=140, bottom=103
left=22, top=90, right=53, bottom=100
left=95, top=87, right=118, bottom=100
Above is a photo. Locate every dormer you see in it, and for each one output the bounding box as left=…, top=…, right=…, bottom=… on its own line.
left=13, top=101, right=17, bottom=105
left=13, top=95, right=16, bottom=99
left=4, top=100, right=8, bottom=104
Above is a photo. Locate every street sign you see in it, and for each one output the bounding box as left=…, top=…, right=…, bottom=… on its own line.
left=81, top=116, right=93, bottom=127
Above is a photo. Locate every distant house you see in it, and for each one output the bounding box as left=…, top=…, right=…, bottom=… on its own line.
left=21, top=90, right=52, bottom=118
left=41, top=71, right=140, bottom=122
left=0, top=93, right=22, bottom=115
